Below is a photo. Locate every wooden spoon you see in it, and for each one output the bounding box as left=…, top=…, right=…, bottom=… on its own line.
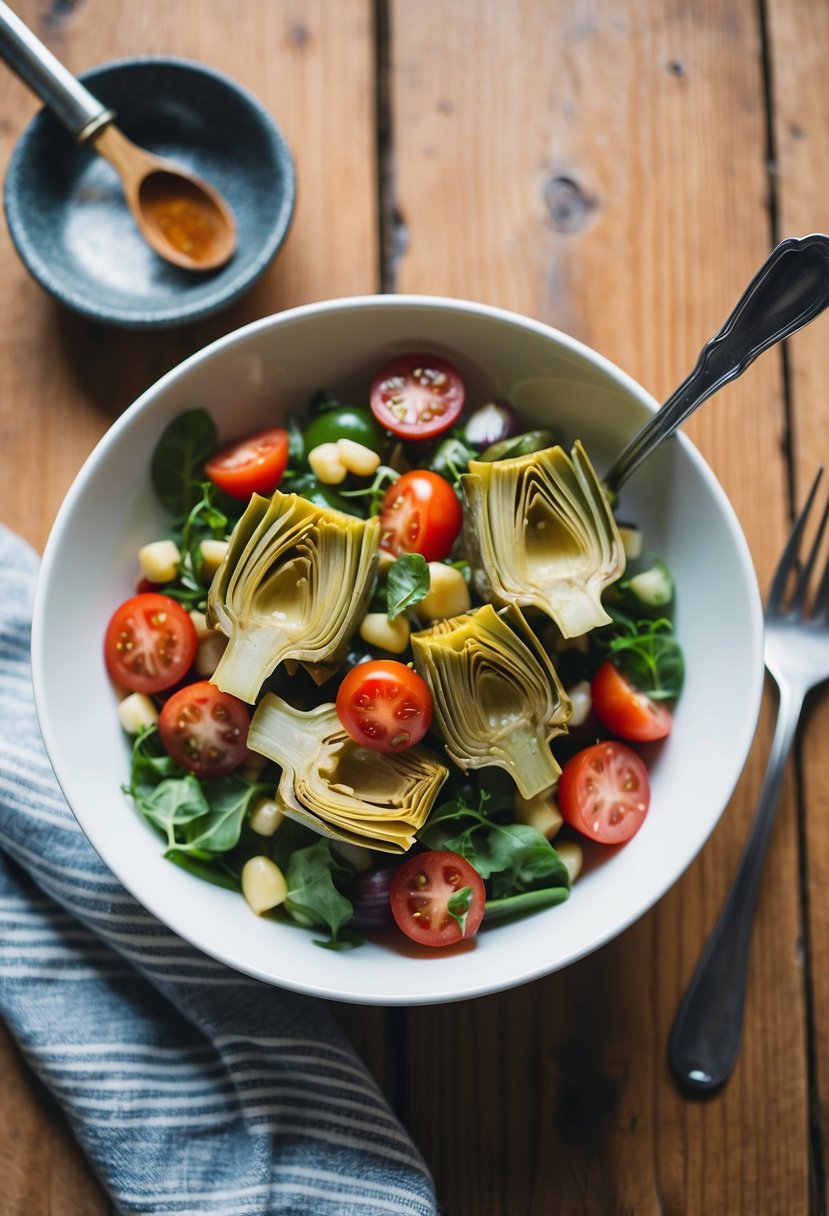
left=0, top=1, right=236, bottom=272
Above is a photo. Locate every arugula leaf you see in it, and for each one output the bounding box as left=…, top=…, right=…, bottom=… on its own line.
left=484, top=886, right=570, bottom=923
left=487, top=826, right=569, bottom=898
left=597, top=611, right=684, bottom=701
left=151, top=409, right=218, bottom=515
left=446, top=885, right=473, bottom=935
left=126, top=727, right=181, bottom=798
left=420, top=791, right=570, bottom=899
left=137, top=775, right=209, bottom=849
left=126, top=728, right=269, bottom=859
left=176, top=777, right=270, bottom=856
left=386, top=554, right=430, bottom=620
left=284, top=841, right=359, bottom=950
left=165, top=850, right=242, bottom=892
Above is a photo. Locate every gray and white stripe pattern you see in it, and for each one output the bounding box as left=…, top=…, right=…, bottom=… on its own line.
left=0, top=527, right=437, bottom=1216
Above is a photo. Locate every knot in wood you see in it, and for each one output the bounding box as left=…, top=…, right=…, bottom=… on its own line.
left=543, top=175, right=596, bottom=234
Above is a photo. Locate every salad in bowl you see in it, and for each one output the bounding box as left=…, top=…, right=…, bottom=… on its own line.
left=32, top=297, right=763, bottom=1003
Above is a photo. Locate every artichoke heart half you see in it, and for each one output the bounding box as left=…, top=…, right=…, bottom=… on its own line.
left=410, top=603, right=572, bottom=799
left=207, top=491, right=379, bottom=703
left=461, top=439, right=625, bottom=637
left=248, top=694, right=449, bottom=852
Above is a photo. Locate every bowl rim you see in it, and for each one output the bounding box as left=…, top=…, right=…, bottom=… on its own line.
left=3, top=54, right=296, bottom=329
left=31, top=294, right=765, bottom=1003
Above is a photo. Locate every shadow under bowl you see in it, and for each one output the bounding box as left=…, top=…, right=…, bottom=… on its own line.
left=3, top=56, right=296, bottom=329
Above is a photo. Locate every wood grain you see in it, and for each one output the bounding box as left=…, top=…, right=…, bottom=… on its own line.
left=0, top=0, right=825, bottom=1212
left=0, top=0, right=383, bottom=1206
left=389, top=1, right=808, bottom=1211
left=767, top=0, right=829, bottom=1205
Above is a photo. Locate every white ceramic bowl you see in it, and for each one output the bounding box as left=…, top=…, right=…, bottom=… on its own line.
left=31, top=296, right=764, bottom=1005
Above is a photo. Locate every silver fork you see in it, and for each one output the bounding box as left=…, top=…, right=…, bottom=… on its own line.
left=669, top=467, right=829, bottom=1094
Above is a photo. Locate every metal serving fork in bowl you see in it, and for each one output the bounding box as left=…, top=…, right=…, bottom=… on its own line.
left=669, top=467, right=829, bottom=1094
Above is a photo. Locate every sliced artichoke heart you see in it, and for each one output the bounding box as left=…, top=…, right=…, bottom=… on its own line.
left=461, top=439, right=625, bottom=637
left=248, top=695, right=449, bottom=853
left=411, top=603, right=572, bottom=799
left=207, top=491, right=379, bottom=703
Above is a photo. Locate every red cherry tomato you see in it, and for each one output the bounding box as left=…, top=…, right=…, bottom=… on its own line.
left=335, top=660, right=433, bottom=754
left=558, top=741, right=651, bottom=845
left=105, top=593, right=197, bottom=694
left=370, top=353, right=465, bottom=440
left=158, top=681, right=250, bottom=779
left=378, top=470, right=463, bottom=562
left=390, top=850, right=486, bottom=947
left=591, top=661, right=673, bottom=742
left=205, top=427, right=290, bottom=500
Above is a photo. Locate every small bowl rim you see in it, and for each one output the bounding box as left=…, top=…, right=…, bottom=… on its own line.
left=31, top=294, right=765, bottom=1004
left=3, top=54, right=296, bottom=329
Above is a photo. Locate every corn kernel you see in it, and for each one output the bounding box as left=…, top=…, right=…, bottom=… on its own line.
left=249, top=796, right=284, bottom=837
left=359, top=611, right=410, bottom=654
left=513, top=788, right=564, bottom=840
left=557, top=840, right=583, bottom=883
left=337, top=438, right=381, bottom=477
left=308, top=442, right=347, bottom=484
left=117, top=692, right=159, bottom=735
left=241, top=856, right=288, bottom=914
left=416, top=563, right=470, bottom=622
left=567, top=680, right=592, bottom=727
left=200, top=538, right=229, bottom=579
left=194, top=632, right=228, bottom=677
left=138, top=539, right=180, bottom=584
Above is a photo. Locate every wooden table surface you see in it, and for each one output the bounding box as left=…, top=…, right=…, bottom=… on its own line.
left=1, top=2, right=828, bottom=1212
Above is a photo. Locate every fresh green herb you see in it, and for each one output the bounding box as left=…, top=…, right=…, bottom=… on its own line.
left=165, top=851, right=242, bottom=892
left=134, top=775, right=209, bottom=849
left=597, top=611, right=684, bottom=701
left=446, top=885, right=473, bottom=935
left=172, top=777, right=270, bottom=856
left=386, top=554, right=431, bottom=620
left=285, top=413, right=307, bottom=468
left=428, top=436, right=477, bottom=490
left=161, top=482, right=233, bottom=610
left=125, top=728, right=269, bottom=859
left=484, top=886, right=569, bottom=924
left=420, top=790, right=570, bottom=899
left=284, top=841, right=360, bottom=950
left=151, top=409, right=218, bottom=515
left=340, top=465, right=399, bottom=516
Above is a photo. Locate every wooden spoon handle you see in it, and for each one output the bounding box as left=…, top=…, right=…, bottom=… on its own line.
left=0, top=0, right=113, bottom=141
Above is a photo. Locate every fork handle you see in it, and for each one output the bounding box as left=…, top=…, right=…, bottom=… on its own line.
left=605, top=233, right=829, bottom=492
left=668, top=680, right=803, bottom=1094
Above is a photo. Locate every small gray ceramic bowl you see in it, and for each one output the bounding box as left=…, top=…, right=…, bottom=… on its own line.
left=3, top=56, right=296, bottom=328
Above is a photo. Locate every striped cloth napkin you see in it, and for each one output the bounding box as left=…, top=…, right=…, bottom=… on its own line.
left=0, top=526, right=437, bottom=1216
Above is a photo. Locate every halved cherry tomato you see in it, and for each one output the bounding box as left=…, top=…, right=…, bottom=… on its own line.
left=336, top=660, right=432, bottom=753
left=205, top=427, right=289, bottom=500
left=390, top=850, right=485, bottom=947
left=370, top=353, right=465, bottom=440
left=378, top=470, right=463, bottom=561
left=558, top=741, right=650, bottom=845
left=591, top=661, right=672, bottom=742
left=105, top=593, right=197, bottom=694
left=158, top=681, right=250, bottom=779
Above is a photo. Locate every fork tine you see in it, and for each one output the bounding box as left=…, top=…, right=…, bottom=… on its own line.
left=792, top=479, right=829, bottom=613
left=812, top=498, right=829, bottom=617
left=766, top=466, right=824, bottom=614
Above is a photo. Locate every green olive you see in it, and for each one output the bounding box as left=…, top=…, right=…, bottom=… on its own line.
left=303, top=407, right=385, bottom=458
